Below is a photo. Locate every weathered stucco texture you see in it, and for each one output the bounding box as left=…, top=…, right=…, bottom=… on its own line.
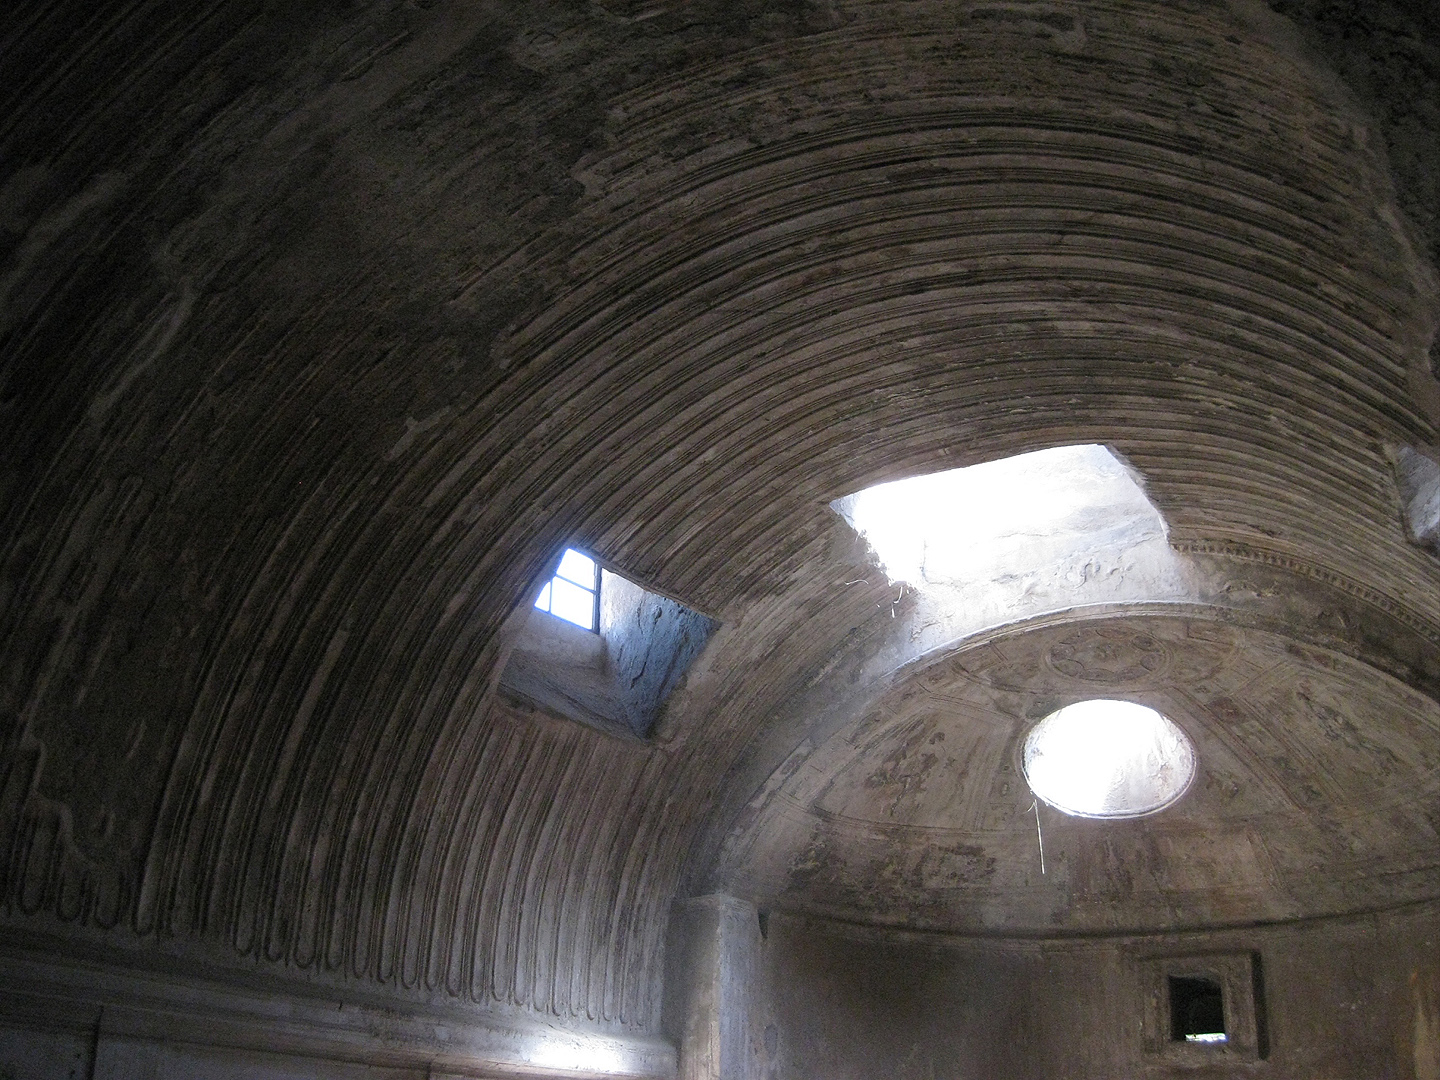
left=3, top=0, right=1440, bottom=1076
left=754, top=905, right=1440, bottom=1080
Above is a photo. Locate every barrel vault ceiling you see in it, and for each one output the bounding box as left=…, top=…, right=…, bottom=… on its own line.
left=3, top=0, right=1440, bottom=1040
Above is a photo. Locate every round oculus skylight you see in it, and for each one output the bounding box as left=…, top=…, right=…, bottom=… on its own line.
left=1023, top=699, right=1196, bottom=819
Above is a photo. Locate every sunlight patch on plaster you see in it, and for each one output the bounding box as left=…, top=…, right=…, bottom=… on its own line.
left=528, top=1036, right=631, bottom=1074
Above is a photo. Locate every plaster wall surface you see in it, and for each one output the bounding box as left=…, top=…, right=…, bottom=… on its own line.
left=4, top=0, right=1440, bottom=1073
left=752, top=906, right=1440, bottom=1080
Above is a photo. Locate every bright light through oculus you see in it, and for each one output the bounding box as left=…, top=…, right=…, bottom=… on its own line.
left=1023, top=699, right=1195, bottom=819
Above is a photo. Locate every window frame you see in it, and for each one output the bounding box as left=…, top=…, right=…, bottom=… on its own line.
left=533, top=548, right=602, bottom=632
left=1137, top=952, right=1266, bottom=1062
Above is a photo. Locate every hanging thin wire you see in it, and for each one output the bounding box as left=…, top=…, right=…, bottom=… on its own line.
left=1028, top=799, right=1046, bottom=875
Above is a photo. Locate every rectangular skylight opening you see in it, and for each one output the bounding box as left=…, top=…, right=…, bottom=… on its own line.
left=535, top=548, right=600, bottom=630
left=831, top=444, right=1166, bottom=591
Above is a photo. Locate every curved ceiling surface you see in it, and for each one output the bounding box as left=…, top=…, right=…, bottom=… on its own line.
left=716, top=616, right=1440, bottom=934
left=3, top=0, right=1440, bottom=1036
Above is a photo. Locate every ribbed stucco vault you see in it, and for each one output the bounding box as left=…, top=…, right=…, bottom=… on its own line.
left=3, top=0, right=1439, bottom=1037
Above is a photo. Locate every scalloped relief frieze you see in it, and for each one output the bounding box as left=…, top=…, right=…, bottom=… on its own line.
left=1175, top=538, right=1440, bottom=646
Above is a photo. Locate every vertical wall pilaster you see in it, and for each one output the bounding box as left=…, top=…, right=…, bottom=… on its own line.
left=663, top=894, right=762, bottom=1080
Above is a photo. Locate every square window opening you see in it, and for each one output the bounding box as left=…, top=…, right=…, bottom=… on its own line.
left=1170, top=975, right=1227, bottom=1044
left=534, top=548, right=600, bottom=631
left=506, top=548, right=721, bottom=740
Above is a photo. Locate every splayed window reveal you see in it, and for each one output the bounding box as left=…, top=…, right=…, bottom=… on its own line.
left=1392, top=444, right=1440, bottom=556
left=1023, top=699, right=1196, bottom=819
left=833, top=444, right=1165, bottom=590
left=508, top=548, right=720, bottom=739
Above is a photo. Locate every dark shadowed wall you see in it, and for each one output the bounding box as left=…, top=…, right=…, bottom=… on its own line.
left=751, top=906, right=1440, bottom=1080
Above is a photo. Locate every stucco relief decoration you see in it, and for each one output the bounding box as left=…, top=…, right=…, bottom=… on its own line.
left=1045, top=627, right=1172, bottom=686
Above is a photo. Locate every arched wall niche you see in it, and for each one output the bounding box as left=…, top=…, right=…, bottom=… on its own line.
left=707, top=608, right=1440, bottom=933
left=680, top=533, right=1440, bottom=892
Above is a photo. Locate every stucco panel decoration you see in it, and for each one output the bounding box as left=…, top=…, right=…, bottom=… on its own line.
left=717, top=616, right=1440, bottom=933
left=1044, top=628, right=1173, bottom=686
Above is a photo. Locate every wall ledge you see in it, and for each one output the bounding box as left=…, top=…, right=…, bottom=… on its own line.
left=0, top=940, right=677, bottom=1080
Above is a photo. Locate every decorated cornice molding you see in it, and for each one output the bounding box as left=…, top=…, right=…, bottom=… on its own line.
left=1173, top=537, right=1440, bottom=646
